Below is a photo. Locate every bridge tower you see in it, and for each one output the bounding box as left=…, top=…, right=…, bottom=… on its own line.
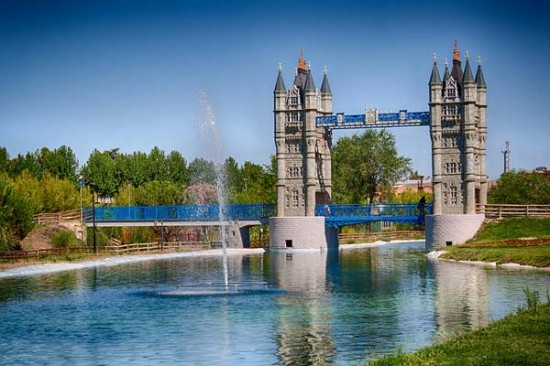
left=426, top=42, right=488, bottom=247
left=270, top=52, right=338, bottom=249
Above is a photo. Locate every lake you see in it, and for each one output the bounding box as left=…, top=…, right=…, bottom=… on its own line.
left=0, top=241, right=548, bottom=365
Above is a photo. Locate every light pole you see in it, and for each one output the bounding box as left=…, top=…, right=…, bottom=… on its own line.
left=78, top=176, right=85, bottom=222
left=88, top=182, right=98, bottom=256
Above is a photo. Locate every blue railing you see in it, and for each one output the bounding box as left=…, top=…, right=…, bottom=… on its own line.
left=316, top=110, right=430, bottom=130
left=83, top=204, right=276, bottom=223
left=82, top=203, right=430, bottom=227
left=315, top=203, right=432, bottom=227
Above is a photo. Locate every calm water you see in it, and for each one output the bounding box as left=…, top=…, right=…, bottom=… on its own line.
left=0, top=241, right=549, bottom=366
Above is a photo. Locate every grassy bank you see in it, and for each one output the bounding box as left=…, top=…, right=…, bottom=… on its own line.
left=439, top=217, right=550, bottom=267
left=368, top=298, right=550, bottom=365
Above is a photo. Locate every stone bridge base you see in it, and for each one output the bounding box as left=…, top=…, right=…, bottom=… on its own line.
left=426, top=214, right=485, bottom=249
left=269, top=217, right=339, bottom=250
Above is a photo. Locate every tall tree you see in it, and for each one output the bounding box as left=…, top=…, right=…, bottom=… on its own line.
left=166, top=150, right=189, bottom=186
left=147, top=146, right=169, bottom=182
left=224, top=156, right=243, bottom=201
left=0, top=175, right=34, bottom=250
left=488, top=171, right=550, bottom=204
left=39, top=146, right=79, bottom=182
left=332, top=130, right=412, bottom=203
left=188, top=157, right=216, bottom=185
left=9, top=152, right=41, bottom=178
left=81, top=149, right=120, bottom=197
left=0, top=147, right=9, bottom=173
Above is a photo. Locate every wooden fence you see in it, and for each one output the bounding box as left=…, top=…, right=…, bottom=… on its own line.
left=33, top=209, right=82, bottom=224
left=339, top=230, right=424, bottom=243
left=479, top=204, right=550, bottom=219
left=0, top=241, right=212, bottom=263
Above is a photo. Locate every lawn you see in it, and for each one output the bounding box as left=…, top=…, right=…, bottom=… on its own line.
left=439, top=217, right=550, bottom=267
left=368, top=299, right=550, bottom=365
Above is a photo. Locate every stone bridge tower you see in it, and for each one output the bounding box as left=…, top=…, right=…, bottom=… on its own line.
left=270, top=52, right=337, bottom=249
left=426, top=42, right=488, bottom=247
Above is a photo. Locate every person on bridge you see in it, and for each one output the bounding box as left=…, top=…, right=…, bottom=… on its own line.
left=417, top=196, right=426, bottom=225
left=323, top=204, right=331, bottom=217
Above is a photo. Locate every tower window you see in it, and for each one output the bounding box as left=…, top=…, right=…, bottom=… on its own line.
left=290, top=96, right=299, bottom=106
left=450, top=185, right=458, bottom=205
left=292, top=190, right=299, bottom=208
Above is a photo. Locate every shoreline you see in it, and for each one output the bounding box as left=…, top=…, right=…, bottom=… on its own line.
left=0, top=240, right=419, bottom=279
left=427, top=249, right=550, bottom=271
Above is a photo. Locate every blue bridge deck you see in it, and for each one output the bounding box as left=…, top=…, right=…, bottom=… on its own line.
left=83, top=203, right=431, bottom=228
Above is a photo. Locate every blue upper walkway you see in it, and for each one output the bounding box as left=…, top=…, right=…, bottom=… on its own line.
left=83, top=203, right=432, bottom=228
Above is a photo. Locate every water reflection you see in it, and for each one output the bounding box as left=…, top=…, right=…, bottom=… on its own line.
left=268, top=251, right=335, bottom=365
left=0, top=243, right=548, bottom=366
left=431, top=260, right=489, bottom=341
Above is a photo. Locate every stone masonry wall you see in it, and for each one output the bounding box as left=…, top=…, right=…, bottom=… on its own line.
left=426, top=214, right=485, bottom=249
left=269, top=217, right=328, bottom=249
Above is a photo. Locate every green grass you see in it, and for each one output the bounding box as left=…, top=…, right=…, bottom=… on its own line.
left=367, top=301, right=550, bottom=366
left=471, top=217, right=550, bottom=243
left=441, top=246, right=550, bottom=267
left=440, top=217, right=550, bottom=267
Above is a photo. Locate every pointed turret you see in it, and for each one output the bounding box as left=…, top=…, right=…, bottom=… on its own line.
left=274, top=66, right=286, bottom=93
left=475, top=57, right=486, bottom=87
left=304, top=67, right=316, bottom=91
left=462, top=52, right=475, bottom=85
left=443, top=59, right=450, bottom=84
left=320, top=68, right=332, bottom=95
left=320, top=66, right=332, bottom=113
left=429, top=54, right=442, bottom=86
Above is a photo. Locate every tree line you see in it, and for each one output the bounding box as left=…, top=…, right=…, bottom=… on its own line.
left=0, top=145, right=276, bottom=249
left=3, top=129, right=545, bottom=250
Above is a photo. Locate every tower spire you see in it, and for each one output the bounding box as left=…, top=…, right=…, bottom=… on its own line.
left=321, top=66, right=332, bottom=94
left=429, top=53, right=442, bottom=86
left=453, top=39, right=461, bottom=62
left=475, top=56, right=486, bottom=87
left=274, top=65, right=286, bottom=93
left=451, top=40, right=463, bottom=86
left=462, top=51, right=475, bottom=84
left=298, top=49, right=307, bottom=72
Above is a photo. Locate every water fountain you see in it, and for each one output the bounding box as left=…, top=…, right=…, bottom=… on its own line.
left=197, top=90, right=230, bottom=290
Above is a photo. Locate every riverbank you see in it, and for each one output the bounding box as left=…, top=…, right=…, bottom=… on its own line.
left=368, top=300, right=550, bottom=366
left=432, top=217, right=550, bottom=269
left=0, top=239, right=417, bottom=278
left=0, top=248, right=264, bottom=279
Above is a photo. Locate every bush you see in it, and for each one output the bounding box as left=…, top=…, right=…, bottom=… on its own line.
left=51, top=230, right=81, bottom=248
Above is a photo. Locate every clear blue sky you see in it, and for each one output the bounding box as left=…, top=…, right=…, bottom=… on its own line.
left=1, top=0, right=548, bottom=179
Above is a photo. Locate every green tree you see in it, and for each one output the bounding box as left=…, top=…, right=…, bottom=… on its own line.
left=225, top=156, right=243, bottom=201
left=135, top=181, right=186, bottom=205
left=38, top=146, right=79, bottom=182
left=0, top=175, right=34, bottom=250
left=147, top=146, right=169, bottom=182
left=9, top=152, right=41, bottom=178
left=116, top=152, right=149, bottom=188
left=13, top=170, right=44, bottom=213
left=0, top=147, right=9, bottom=173
left=41, top=173, right=79, bottom=212
left=488, top=171, right=550, bottom=204
left=166, top=150, right=189, bottom=186
left=332, top=130, right=412, bottom=203
left=81, top=149, right=120, bottom=197
left=232, top=160, right=276, bottom=203
left=188, top=158, right=216, bottom=185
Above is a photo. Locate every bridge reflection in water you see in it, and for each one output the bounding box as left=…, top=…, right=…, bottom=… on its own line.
left=82, top=203, right=432, bottom=227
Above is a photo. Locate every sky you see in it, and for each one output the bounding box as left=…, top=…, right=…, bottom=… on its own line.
left=1, top=0, right=548, bottom=180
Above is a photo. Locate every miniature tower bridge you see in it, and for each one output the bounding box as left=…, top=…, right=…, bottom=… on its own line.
left=269, top=43, right=487, bottom=249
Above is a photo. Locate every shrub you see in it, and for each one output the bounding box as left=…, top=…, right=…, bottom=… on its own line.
left=51, top=230, right=81, bottom=248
